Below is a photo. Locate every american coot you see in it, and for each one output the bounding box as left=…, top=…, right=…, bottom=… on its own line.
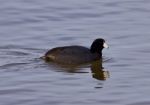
left=42, top=38, right=108, bottom=65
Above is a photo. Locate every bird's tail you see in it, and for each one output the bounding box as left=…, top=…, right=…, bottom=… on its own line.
left=40, top=56, right=46, bottom=60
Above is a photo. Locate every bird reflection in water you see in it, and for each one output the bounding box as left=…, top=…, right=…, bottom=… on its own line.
left=91, top=59, right=109, bottom=80
left=44, top=59, right=110, bottom=81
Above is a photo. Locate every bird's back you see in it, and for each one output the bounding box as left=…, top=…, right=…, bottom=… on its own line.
left=44, top=46, right=100, bottom=64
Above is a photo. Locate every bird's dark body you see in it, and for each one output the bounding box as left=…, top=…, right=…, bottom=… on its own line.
left=44, top=46, right=100, bottom=64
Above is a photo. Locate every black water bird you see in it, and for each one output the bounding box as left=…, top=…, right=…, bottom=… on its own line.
left=42, top=38, right=109, bottom=65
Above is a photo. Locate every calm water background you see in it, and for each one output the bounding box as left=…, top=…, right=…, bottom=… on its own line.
left=0, top=0, right=150, bottom=105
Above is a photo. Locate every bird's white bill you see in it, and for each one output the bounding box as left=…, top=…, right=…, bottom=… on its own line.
left=103, top=42, right=109, bottom=48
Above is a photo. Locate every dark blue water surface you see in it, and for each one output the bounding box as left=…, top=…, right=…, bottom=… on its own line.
left=0, top=0, right=150, bottom=105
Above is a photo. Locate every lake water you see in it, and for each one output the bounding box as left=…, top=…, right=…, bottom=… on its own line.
left=0, top=0, right=150, bottom=105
